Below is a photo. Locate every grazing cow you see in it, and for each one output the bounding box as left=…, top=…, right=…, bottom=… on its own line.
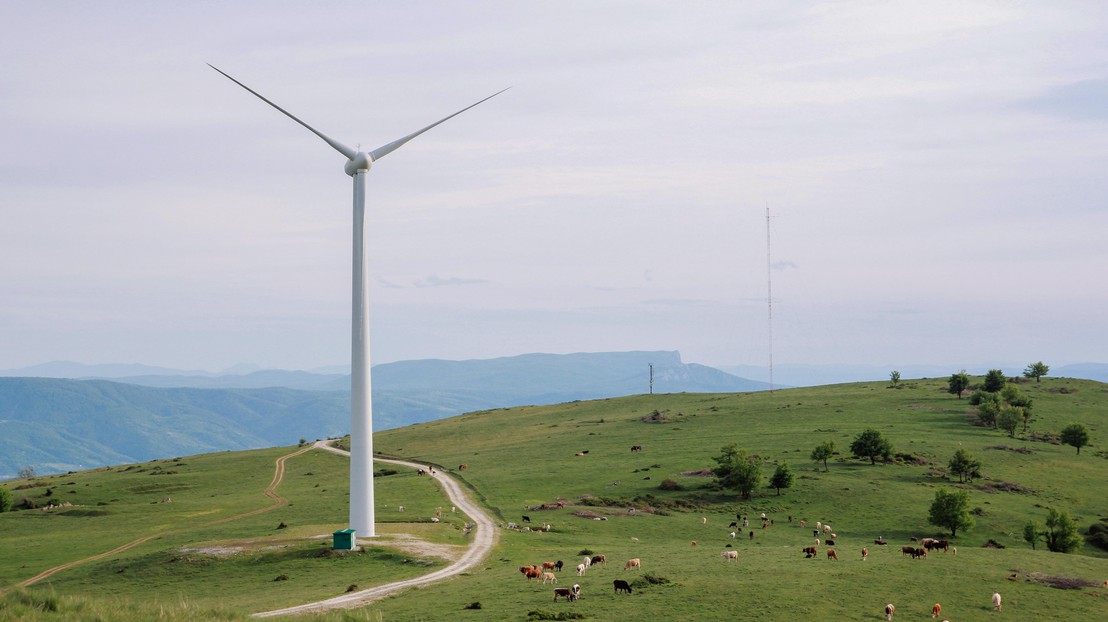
left=458, top=463, right=467, bottom=471
left=691, top=540, right=697, bottom=547
left=910, top=548, right=927, bottom=559
left=582, top=556, right=592, bottom=568
left=576, top=563, right=587, bottom=576
left=902, top=546, right=917, bottom=557
left=702, top=516, right=708, bottom=525
left=554, top=560, right=564, bottom=572
left=721, top=550, right=738, bottom=561
left=591, top=554, right=606, bottom=565
left=874, top=538, right=887, bottom=545
left=631, top=537, right=639, bottom=542
left=802, top=546, right=817, bottom=558
left=816, top=521, right=822, bottom=531
left=520, top=565, right=543, bottom=581
left=885, top=603, right=895, bottom=620
left=830, top=533, right=837, bottom=539
left=729, top=521, right=739, bottom=528
left=542, top=572, right=558, bottom=585
left=823, top=524, right=832, bottom=534
left=553, top=584, right=580, bottom=602
left=613, top=579, right=632, bottom=594
left=951, top=547, right=956, bottom=556
left=522, top=515, right=531, bottom=523
left=992, top=592, right=1002, bottom=611
left=799, top=519, right=807, bottom=528
left=730, top=531, right=737, bottom=541
left=825, top=539, right=836, bottom=546
left=543, top=561, right=557, bottom=571
left=631, top=445, right=642, bottom=452
left=430, top=517, right=440, bottom=523
left=861, top=547, right=869, bottom=561
left=624, top=558, right=641, bottom=571
left=815, top=538, right=821, bottom=546
left=826, top=549, right=839, bottom=560
left=749, top=531, right=755, bottom=541
left=931, top=603, right=941, bottom=618
left=575, top=452, right=586, bottom=456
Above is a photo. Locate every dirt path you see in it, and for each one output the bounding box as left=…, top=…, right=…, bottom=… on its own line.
left=253, top=442, right=499, bottom=617
left=3, top=444, right=314, bottom=594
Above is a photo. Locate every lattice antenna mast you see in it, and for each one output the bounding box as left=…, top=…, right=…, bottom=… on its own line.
left=766, top=205, right=774, bottom=393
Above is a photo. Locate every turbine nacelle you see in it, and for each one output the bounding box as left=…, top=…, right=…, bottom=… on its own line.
left=344, top=152, right=373, bottom=176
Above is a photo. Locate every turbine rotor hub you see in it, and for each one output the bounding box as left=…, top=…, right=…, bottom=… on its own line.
left=344, top=152, right=373, bottom=176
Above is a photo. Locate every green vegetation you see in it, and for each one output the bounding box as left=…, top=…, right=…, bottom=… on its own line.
left=947, top=370, right=970, bottom=399
left=888, top=370, right=901, bottom=387
left=1060, top=423, right=1090, bottom=454
left=0, top=487, right=11, bottom=513
left=1023, top=519, right=1043, bottom=550
left=947, top=448, right=982, bottom=483
left=711, top=445, right=762, bottom=499
left=809, top=440, right=834, bottom=472
left=2, top=375, right=1106, bottom=621
left=983, top=369, right=1007, bottom=392
left=1044, top=507, right=1083, bottom=553
left=1024, top=361, right=1050, bottom=382
left=928, top=488, right=975, bottom=537
left=849, top=428, right=893, bottom=465
left=769, top=463, right=794, bottom=496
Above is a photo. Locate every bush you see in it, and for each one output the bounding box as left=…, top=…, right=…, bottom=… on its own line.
left=0, top=488, right=12, bottom=513
left=464, top=602, right=482, bottom=610
left=1086, top=522, right=1108, bottom=551
left=657, top=479, right=684, bottom=491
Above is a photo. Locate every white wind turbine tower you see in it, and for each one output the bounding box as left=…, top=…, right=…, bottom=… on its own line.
left=210, top=64, right=506, bottom=537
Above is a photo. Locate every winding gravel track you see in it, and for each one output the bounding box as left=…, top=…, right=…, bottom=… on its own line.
left=252, top=441, right=499, bottom=617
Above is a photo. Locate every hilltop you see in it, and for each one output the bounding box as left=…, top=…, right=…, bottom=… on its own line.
left=1, top=375, right=1104, bottom=621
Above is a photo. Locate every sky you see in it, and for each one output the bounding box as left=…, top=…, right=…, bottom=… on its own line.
left=2, top=1, right=1106, bottom=373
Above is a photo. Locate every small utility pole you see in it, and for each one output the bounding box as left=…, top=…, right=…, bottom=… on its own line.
left=649, top=363, right=654, bottom=395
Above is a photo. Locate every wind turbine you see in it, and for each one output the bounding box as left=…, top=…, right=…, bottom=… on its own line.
left=210, top=64, right=506, bottom=537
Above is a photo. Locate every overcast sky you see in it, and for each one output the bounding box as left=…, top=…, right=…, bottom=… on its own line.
left=1, top=1, right=1105, bottom=373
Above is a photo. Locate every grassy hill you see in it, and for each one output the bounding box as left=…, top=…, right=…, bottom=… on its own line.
left=1, top=376, right=1105, bottom=621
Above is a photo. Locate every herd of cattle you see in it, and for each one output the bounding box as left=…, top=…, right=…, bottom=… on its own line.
left=518, top=553, right=642, bottom=601
left=513, top=511, right=1007, bottom=617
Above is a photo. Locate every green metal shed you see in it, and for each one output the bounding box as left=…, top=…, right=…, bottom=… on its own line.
left=333, top=528, right=357, bottom=550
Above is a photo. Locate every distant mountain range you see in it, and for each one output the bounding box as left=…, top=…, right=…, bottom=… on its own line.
left=0, top=351, right=768, bottom=477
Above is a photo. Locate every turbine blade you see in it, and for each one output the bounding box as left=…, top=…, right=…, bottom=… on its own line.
left=208, top=64, right=356, bottom=161
left=369, top=87, right=510, bottom=162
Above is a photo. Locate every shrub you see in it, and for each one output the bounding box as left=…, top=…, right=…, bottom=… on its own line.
left=273, top=574, right=289, bottom=581
left=0, top=488, right=12, bottom=513
left=657, top=479, right=684, bottom=491
left=1086, top=522, right=1108, bottom=551
left=464, top=602, right=482, bottom=610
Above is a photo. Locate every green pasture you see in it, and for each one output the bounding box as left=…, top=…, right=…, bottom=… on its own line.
left=1, top=376, right=1105, bottom=621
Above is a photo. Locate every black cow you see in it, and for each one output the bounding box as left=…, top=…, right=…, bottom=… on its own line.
left=613, top=579, right=632, bottom=594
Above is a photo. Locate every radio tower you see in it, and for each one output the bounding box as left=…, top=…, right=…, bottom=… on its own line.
left=766, top=206, right=774, bottom=393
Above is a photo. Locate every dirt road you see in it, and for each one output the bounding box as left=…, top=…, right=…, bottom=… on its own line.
left=252, top=441, right=499, bottom=617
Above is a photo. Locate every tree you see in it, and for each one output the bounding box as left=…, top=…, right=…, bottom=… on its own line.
left=948, top=370, right=970, bottom=399
left=810, top=440, right=835, bottom=472
left=1060, top=423, right=1090, bottom=455
left=850, top=429, right=893, bottom=465
left=889, top=370, right=901, bottom=387
left=928, top=488, right=975, bottom=537
left=769, top=463, right=794, bottom=496
left=947, top=448, right=982, bottom=483
left=997, top=405, right=1022, bottom=438
left=17, top=466, right=36, bottom=479
left=1023, top=520, right=1043, bottom=550
left=0, top=488, right=12, bottom=513
left=1043, top=507, right=1083, bottom=553
left=972, top=391, right=1001, bottom=428
left=983, top=369, right=1006, bottom=392
left=1023, top=361, right=1050, bottom=383
left=712, top=444, right=763, bottom=500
